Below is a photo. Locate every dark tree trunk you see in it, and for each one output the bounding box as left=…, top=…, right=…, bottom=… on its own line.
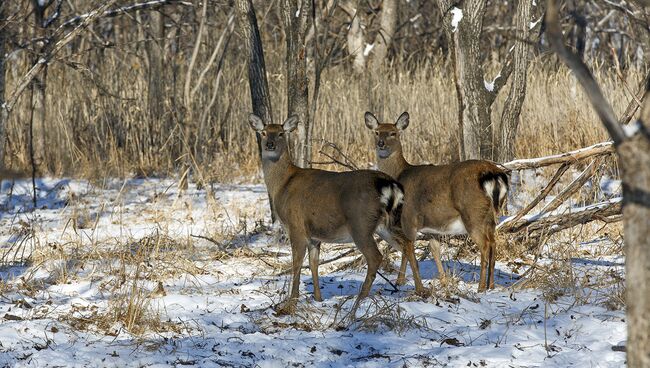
left=282, top=0, right=312, bottom=168
left=31, top=1, right=49, bottom=174
left=0, top=2, right=6, bottom=168
left=494, top=0, right=536, bottom=162
left=235, top=0, right=275, bottom=219
left=146, top=10, right=166, bottom=133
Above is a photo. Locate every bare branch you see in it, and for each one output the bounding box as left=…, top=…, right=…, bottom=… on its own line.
left=501, top=141, right=614, bottom=171
left=60, top=0, right=192, bottom=29
left=3, top=0, right=118, bottom=114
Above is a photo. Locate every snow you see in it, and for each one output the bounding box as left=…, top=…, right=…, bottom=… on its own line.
left=0, top=176, right=627, bottom=367
left=484, top=79, right=495, bottom=92
left=450, top=7, right=463, bottom=32
left=623, top=120, right=641, bottom=137
left=530, top=18, right=542, bottom=30
left=363, top=43, right=375, bottom=57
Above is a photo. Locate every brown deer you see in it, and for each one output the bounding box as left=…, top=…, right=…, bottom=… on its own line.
left=364, top=111, right=508, bottom=291
left=248, top=114, right=425, bottom=315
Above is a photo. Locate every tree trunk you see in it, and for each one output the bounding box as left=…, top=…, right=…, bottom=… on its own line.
left=494, top=0, right=534, bottom=162
left=445, top=0, right=492, bottom=160
left=368, top=0, right=397, bottom=71
left=345, top=3, right=366, bottom=74
left=146, top=10, right=166, bottom=134
left=32, top=1, right=48, bottom=174
left=235, top=0, right=274, bottom=128
left=620, top=98, right=650, bottom=367
left=0, top=3, right=6, bottom=168
left=235, top=0, right=275, bottom=220
left=282, top=0, right=312, bottom=168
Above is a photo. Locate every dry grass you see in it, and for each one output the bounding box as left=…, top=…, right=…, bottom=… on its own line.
left=4, top=45, right=639, bottom=181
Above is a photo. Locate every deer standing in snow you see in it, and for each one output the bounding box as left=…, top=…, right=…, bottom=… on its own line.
left=248, top=114, right=426, bottom=315
left=365, top=112, right=508, bottom=291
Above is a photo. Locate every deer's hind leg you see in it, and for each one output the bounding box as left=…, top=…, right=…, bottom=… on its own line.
left=308, top=240, right=322, bottom=302
left=462, top=209, right=497, bottom=292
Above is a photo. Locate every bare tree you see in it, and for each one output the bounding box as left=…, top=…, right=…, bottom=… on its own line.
left=546, top=1, right=650, bottom=366
left=30, top=0, right=53, bottom=174
left=282, top=0, right=312, bottom=168
left=436, top=0, right=541, bottom=161
left=145, top=9, right=166, bottom=128
left=235, top=0, right=275, bottom=217
left=343, top=0, right=398, bottom=73
left=494, top=0, right=534, bottom=162
left=0, top=2, right=6, bottom=168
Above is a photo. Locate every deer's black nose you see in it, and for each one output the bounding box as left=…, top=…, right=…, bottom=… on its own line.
left=266, top=142, right=276, bottom=150
left=377, top=139, right=385, bottom=149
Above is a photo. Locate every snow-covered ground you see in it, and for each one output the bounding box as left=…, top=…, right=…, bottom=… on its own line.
left=0, top=176, right=626, bottom=367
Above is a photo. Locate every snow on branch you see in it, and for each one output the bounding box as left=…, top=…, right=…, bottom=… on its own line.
left=501, top=141, right=614, bottom=171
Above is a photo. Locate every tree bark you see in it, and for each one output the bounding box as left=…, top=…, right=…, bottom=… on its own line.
left=345, top=3, right=366, bottom=74
left=620, top=98, right=650, bottom=368
left=31, top=1, right=48, bottom=174
left=235, top=0, right=275, bottom=220
left=282, top=0, right=312, bottom=168
left=368, top=0, right=397, bottom=71
left=448, top=0, right=492, bottom=160
left=494, top=0, right=534, bottom=162
left=146, top=9, right=166, bottom=131
left=0, top=2, right=6, bottom=168
left=235, top=0, right=273, bottom=128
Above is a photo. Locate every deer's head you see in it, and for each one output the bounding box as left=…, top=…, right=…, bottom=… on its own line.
left=248, top=114, right=298, bottom=162
left=364, top=111, right=409, bottom=159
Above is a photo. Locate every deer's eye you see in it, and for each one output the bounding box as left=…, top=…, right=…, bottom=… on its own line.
left=390, top=132, right=397, bottom=137
left=278, top=132, right=284, bottom=137
left=374, top=131, right=379, bottom=136
left=261, top=131, right=267, bottom=137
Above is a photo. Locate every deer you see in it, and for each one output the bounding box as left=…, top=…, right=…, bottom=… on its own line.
left=364, top=111, right=509, bottom=292
left=248, top=113, right=426, bottom=315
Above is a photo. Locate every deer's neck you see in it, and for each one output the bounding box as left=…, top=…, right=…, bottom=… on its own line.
left=262, top=150, right=298, bottom=202
left=378, top=148, right=411, bottom=179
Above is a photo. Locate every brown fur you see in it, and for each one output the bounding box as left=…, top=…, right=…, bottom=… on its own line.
left=365, top=111, right=508, bottom=291
left=249, top=114, right=425, bottom=315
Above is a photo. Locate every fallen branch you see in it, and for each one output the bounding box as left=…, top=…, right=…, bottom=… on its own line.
left=537, top=159, right=599, bottom=215
left=500, top=163, right=570, bottom=231
left=500, top=198, right=622, bottom=236
left=501, top=141, right=614, bottom=171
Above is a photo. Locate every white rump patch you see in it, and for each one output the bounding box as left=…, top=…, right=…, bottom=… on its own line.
left=421, top=218, right=467, bottom=236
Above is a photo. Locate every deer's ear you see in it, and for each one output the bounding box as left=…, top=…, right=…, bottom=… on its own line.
left=248, top=114, right=265, bottom=131
left=395, top=112, right=409, bottom=131
left=364, top=112, right=379, bottom=130
left=282, top=115, right=299, bottom=132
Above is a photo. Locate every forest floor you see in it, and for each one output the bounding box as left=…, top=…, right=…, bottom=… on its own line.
left=0, top=175, right=626, bottom=367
